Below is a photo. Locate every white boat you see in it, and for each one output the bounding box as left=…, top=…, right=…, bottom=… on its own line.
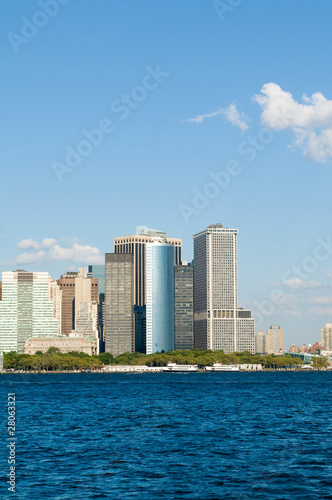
left=162, top=363, right=198, bottom=372
left=206, top=363, right=240, bottom=372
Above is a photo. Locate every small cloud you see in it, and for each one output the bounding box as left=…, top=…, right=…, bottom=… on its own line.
left=254, top=83, right=332, bottom=162
left=182, top=102, right=249, bottom=130
left=224, top=103, right=249, bottom=131
left=283, top=278, right=322, bottom=289
left=40, top=238, right=57, bottom=249
left=17, top=238, right=40, bottom=250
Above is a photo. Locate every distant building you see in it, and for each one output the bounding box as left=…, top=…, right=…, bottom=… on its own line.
left=105, top=253, right=134, bottom=356
left=174, top=264, right=194, bottom=350
left=146, top=238, right=174, bottom=354
left=71, top=302, right=99, bottom=354
left=255, top=325, right=284, bottom=354
left=88, top=265, right=105, bottom=351
left=265, top=325, right=284, bottom=354
left=49, top=278, right=62, bottom=334
left=24, top=336, right=97, bottom=356
left=321, top=323, right=332, bottom=350
left=75, top=268, right=98, bottom=317
left=0, top=270, right=59, bottom=353
left=57, top=272, right=78, bottom=336
left=0, top=351, right=3, bottom=370
left=193, top=223, right=255, bottom=353
left=255, top=330, right=265, bottom=353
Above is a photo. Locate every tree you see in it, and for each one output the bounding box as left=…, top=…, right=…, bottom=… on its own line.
left=312, top=356, right=329, bottom=369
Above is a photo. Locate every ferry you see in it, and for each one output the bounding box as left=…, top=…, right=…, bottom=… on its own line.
left=205, top=363, right=240, bottom=372
left=162, top=363, right=198, bottom=372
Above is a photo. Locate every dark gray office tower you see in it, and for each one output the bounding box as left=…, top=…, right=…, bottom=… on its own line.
left=134, top=305, right=146, bottom=353
left=174, top=264, right=194, bottom=350
left=105, top=254, right=134, bottom=356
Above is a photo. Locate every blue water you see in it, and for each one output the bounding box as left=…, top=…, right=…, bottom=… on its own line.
left=1, top=372, right=332, bottom=499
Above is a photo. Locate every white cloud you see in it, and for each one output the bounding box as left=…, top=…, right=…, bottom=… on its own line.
left=17, top=238, right=40, bottom=250
left=182, top=103, right=249, bottom=130
left=15, top=251, right=47, bottom=265
left=254, top=83, right=332, bottom=162
left=224, top=103, right=249, bottom=131
left=49, top=243, right=103, bottom=264
left=12, top=238, right=104, bottom=266
left=40, top=238, right=57, bottom=249
left=283, top=278, right=322, bottom=289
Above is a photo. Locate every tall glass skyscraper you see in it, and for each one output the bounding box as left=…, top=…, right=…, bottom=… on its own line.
left=146, top=239, right=174, bottom=354
left=193, top=224, right=255, bottom=353
left=0, top=270, right=59, bottom=353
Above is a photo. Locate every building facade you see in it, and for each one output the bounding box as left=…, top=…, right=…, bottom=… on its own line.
left=321, top=323, right=332, bottom=351
left=24, top=336, right=98, bottom=355
left=71, top=302, right=99, bottom=354
left=114, top=226, right=182, bottom=307
left=193, top=224, right=255, bottom=353
left=174, top=264, right=194, bottom=350
left=0, top=270, right=59, bottom=353
left=255, top=330, right=265, bottom=353
left=49, top=278, right=62, bottom=334
left=265, top=324, right=284, bottom=354
left=146, top=239, right=175, bottom=354
left=105, top=253, right=134, bottom=356
left=57, top=272, right=78, bottom=336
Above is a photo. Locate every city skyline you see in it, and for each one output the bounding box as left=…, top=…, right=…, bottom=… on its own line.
left=2, top=2, right=332, bottom=346
left=0, top=222, right=329, bottom=349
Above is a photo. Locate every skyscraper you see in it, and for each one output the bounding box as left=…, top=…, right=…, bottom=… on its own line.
left=146, top=238, right=174, bottom=354
left=174, top=264, right=194, bottom=350
left=105, top=253, right=134, bottom=356
left=193, top=223, right=255, bottom=353
left=75, top=268, right=98, bottom=317
left=114, top=226, right=182, bottom=307
left=0, top=270, right=59, bottom=353
left=57, top=272, right=78, bottom=336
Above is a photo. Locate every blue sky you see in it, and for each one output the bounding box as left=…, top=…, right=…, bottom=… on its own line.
left=2, top=0, right=332, bottom=347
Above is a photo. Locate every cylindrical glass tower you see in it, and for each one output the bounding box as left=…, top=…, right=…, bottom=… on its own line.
left=146, top=238, right=174, bottom=354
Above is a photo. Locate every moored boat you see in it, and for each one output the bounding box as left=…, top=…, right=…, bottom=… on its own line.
left=206, top=363, right=239, bottom=372
left=162, top=363, right=198, bottom=372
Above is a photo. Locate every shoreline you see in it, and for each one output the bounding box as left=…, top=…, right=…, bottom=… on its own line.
left=1, top=368, right=331, bottom=374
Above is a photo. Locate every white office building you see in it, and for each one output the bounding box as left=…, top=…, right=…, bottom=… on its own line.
left=0, top=270, right=59, bottom=353
left=193, top=224, right=255, bottom=353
